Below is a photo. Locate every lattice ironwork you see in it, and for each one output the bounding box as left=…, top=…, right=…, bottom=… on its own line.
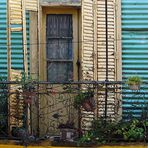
left=0, top=80, right=147, bottom=144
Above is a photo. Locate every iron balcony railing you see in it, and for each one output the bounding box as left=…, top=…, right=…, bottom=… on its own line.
left=0, top=81, right=147, bottom=144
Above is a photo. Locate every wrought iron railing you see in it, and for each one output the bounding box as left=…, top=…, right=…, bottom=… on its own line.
left=0, top=81, right=147, bottom=144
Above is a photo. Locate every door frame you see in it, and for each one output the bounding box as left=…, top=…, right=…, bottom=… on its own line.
left=40, top=7, right=80, bottom=81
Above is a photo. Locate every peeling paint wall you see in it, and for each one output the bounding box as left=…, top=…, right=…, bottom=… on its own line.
left=40, top=0, right=81, bottom=6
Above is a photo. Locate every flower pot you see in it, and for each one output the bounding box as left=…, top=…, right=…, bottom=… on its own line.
left=59, top=128, right=76, bottom=142
left=129, top=84, right=140, bottom=90
left=22, top=91, right=36, bottom=97
left=82, top=98, right=96, bottom=112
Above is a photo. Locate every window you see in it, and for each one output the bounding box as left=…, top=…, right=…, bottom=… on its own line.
left=46, top=14, right=73, bottom=82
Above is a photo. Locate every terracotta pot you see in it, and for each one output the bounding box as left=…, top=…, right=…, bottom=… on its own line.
left=24, top=98, right=32, bottom=104
left=82, top=98, right=95, bottom=112
left=22, top=91, right=36, bottom=96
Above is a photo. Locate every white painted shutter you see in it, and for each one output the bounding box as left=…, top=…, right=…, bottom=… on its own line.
left=82, top=0, right=115, bottom=81
left=81, top=0, right=116, bottom=124
left=97, top=0, right=115, bottom=81
left=10, top=0, right=22, bottom=25
left=97, top=0, right=116, bottom=118
left=81, top=0, right=94, bottom=80
left=26, top=0, right=38, bottom=11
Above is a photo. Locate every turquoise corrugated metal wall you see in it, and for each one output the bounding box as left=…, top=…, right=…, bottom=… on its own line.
left=0, top=0, right=30, bottom=78
left=122, top=0, right=148, bottom=118
left=0, top=0, right=7, bottom=78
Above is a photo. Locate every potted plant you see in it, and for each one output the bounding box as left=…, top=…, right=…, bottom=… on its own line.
left=127, top=76, right=142, bottom=90
left=16, top=72, right=37, bottom=104
left=74, top=89, right=95, bottom=112
left=58, top=121, right=77, bottom=142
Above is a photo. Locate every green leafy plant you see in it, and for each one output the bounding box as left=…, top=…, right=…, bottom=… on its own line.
left=77, top=132, right=94, bottom=146
left=73, top=89, right=95, bottom=111
left=127, top=76, right=142, bottom=85
left=15, top=72, right=38, bottom=104
left=116, top=119, right=145, bottom=141
left=78, top=118, right=147, bottom=145
left=127, top=76, right=142, bottom=90
left=15, top=72, right=36, bottom=91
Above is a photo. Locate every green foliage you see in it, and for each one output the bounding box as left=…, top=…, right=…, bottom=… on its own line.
left=77, top=118, right=147, bottom=146
left=127, top=76, right=142, bottom=85
left=116, top=119, right=145, bottom=141
left=77, top=132, right=94, bottom=146
left=73, top=89, right=94, bottom=109
left=15, top=72, right=37, bottom=91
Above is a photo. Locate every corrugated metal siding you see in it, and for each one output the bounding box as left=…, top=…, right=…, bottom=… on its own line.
left=122, top=0, right=148, bottom=118
left=0, top=0, right=31, bottom=78
left=26, top=12, right=30, bottom=73
left=11, top=31, right=24, bottom=70
left=0, top=0, right=7, bottom=78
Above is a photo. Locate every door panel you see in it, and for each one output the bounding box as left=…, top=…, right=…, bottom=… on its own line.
left=46, top=14, right=73, bottom=82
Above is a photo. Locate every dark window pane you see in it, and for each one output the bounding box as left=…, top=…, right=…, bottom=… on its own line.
left=47, top=62, right=73, bottom=82
left=46, top=14, right=73, bottom=82
left=47, top=39, right=72, bottom=59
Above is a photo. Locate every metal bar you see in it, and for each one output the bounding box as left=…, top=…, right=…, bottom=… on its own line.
left=22, top=0, right=28, bottom=75
left=105, top=0, right=109, bottom=120
left=47, top=37, right=73, bottom=39
left=47, top=59, right=73, bottom=62
left=0, top=80, right=123, bottom=85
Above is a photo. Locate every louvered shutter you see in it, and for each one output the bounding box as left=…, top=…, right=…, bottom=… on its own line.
left=81, top=0, right=94, bottom=80
left=81, top=0, right=115, bottom=81
left=26, top=0, right=38, bottom=11
left=81, top=0, right=116, bottom=124
left=97, top=0, right=116, bottom=118
left=97, top=0, right=115, bottom=81
left=10, top=0, right=22, bottom=25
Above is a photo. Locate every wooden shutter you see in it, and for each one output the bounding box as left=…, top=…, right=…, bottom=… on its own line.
left=9, top=0, right=22, bottom=25
left=81, top=0, right=116, bottom=124
left=97, top=0, right=115, bottom=81
left=82, top=0, right=115, bottom=81
left=81, top=0, right=94, bottom=80
left=26, top=0, right=38, bottom=11
left=97, top=0, right=116, bottom=118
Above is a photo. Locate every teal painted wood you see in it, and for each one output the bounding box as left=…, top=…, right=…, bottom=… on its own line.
left=11, top=12, right=30, bottom=73
left=0, top=0, right=7, bottom=78
left=122, top=0, right=148, bottom=119
left=26, top=11, right=30, bottom=74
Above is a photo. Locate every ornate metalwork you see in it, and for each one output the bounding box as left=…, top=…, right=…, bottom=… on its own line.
left=0, top=80, right=147, bottom=144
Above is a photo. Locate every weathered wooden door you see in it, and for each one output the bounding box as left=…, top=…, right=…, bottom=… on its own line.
left=46, top=14, right=73, bottom=82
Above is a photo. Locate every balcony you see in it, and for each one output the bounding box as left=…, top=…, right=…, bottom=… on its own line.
left=0, top=80, right=147, bottom=146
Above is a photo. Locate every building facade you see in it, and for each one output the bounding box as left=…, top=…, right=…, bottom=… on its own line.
left=0, top=0, right=147, bottom=135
